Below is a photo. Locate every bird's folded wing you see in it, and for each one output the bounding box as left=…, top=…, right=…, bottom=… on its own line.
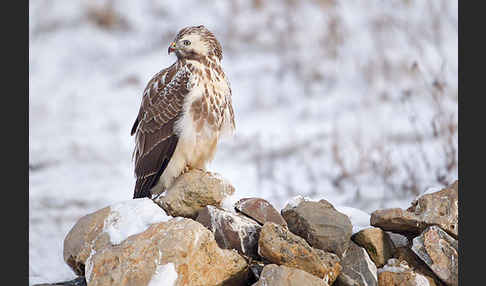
left=131, top=64, right=191, bottom=198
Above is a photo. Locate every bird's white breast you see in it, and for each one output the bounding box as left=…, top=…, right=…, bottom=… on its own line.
left=156, top=59, right=233, bottom=191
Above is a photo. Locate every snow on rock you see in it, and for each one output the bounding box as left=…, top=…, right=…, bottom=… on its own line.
left=196, top=205, right=261, bottom=258
left=103, top=198, right=172, bottom=245
left=86, top=218, right=248, bottom=286
left=377, top=258, right=409, bottom=274
left=148, top=263, right=178, bottom=286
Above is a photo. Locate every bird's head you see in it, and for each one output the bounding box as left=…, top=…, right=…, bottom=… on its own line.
left=168, top=25, right=223, bottom=61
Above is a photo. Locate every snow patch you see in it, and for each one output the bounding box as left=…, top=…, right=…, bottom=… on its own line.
left=148, top=263, right=178, bottom=286
left=377, top=265, right=407, bottom=274
left=414, top=273, right=432, bottom=286
left=335, top=205, right=371, bottom=234
left=220, top=193, right=239, bottom=213
left=378, top=258, right=410, bottom=274
left=103, top=198, right=172, bottom=245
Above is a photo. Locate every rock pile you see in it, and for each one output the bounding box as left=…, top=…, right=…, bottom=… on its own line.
left=35, top=171, right=458, bottom=286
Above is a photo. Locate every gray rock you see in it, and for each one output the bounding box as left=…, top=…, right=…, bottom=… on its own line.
left=352, top=227, right=396, bottom=267
left=334, top=242, right=378, bottom=286
left=371, top=181, right=458, bottom=239
left=235, top=198, right=287, bottom=226
left=196, top=205, right=261, bottom=258
left=387, top=231, right=412, bottom=248
left=154, top=169, right=235, bottom=218
left=412, top=226, right=458, bottom=286
left=281, top=197, right=353, bottom=258
left=252, top=264, right=329, bottom=286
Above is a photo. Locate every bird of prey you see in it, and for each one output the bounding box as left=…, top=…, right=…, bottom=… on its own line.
left=131, top=25, right=235, bottom=199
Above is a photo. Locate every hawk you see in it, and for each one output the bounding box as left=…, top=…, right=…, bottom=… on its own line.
left=130, top=25, right=235, bottom=199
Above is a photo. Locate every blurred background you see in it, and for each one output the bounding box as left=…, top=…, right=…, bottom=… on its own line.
left=29, top=0, right=458, bottom=284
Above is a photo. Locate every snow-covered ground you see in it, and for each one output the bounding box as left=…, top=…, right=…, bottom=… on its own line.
left=29, top=0, right=458, bottom=284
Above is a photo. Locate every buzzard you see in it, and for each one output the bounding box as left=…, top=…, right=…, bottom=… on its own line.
left=131, top=25, right=235, bottom=199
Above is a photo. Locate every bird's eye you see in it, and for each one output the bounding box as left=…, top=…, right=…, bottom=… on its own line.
left=183, top=40, right=191, bottom=46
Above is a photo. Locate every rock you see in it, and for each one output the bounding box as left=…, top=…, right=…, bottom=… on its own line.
left=352, top=227, right=396, bottom=267
left=334, top=241, right=378, bottom=286
left=257, top=222, right=341, bottom=283
left=252, top=264, right=329, bottom=286
left=235, top=198, right=287, bottom=226
left=154, top=169, right=235, bottom=218
left=196, top=205, right=261, bottom=258
left=378, top=258, right=438, bottom=286
left=63, top=198, right=171, bottom=276
left=411, top=226, right=458, bottom=286
left=393, top=247, right=445, bottom=286
left=281, top=197, right=353, bottom=257
left=32, top=277, right=86, bottom=286
left=370, top=181, right=458, bottom=239
left=378, top=271, right=436, bottom=286
left=63, top=206, right=111, bottom=276
left=86, top=218, right=248, bottom=286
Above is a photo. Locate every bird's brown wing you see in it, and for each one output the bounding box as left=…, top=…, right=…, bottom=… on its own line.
left=131, top=63, right=191, bottom=198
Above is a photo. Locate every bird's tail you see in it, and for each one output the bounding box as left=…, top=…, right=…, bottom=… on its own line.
left=133, top=177, right=154, bottom=199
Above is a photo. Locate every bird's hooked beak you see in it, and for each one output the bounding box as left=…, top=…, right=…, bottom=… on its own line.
left=168, top=42, right=176, bottom=55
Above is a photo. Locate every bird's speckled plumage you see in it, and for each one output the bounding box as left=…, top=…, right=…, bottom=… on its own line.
left=131, top=25, right=235, bottom=198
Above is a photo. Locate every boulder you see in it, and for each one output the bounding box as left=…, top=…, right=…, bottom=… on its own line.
left=85, top=218, right=248, bottom=286
left=334, top=241, right=377, bottom=286
left=411, top=226, right=458, bottom=286
left=378, top=258, right=438, bottom=286
left=257, top=222, right=341, bottom=283
left=252, top=264, right=329, bottom=286
left=235, top=198, right=287, bottom=226
left=370, top=181, right=458, bottom=239
left=154, top=169, right=235, bottom=218
left=352, top=227, right=396, bottom=267
left=196, top=205, right=261, bottom=258
left=393, top=247, right=445, bottom=286
left=281, top=197, right=353, bottom=258
left=63, top=198, right=171, bottom=276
